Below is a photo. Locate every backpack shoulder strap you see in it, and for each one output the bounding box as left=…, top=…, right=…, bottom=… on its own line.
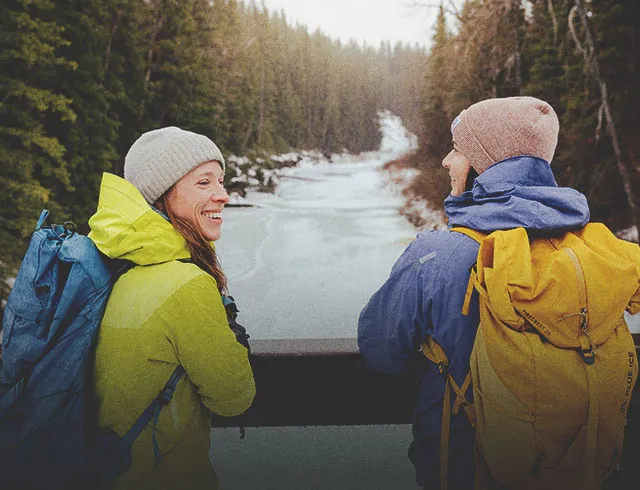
left=450, top=226, right=486, bottom=244
left=116, top=365, right=185, bottom=460
left=450, top=227, right=486, bottom=316
left=97, top=366, right=185, bottom=487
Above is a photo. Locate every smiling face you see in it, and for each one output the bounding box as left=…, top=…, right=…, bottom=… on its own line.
left=163, top=160, right=229, bottom=241
left=442, top=143, right=472, bottom=196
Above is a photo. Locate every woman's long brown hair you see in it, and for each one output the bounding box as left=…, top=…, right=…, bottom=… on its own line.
left=157, top=194, right=228, bottom=295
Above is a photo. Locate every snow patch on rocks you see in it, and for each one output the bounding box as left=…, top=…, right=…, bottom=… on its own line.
left=383, top=162, right=447, bottom=231
left=378, top=110, right=418, bottom=158
left=224, top=111, right=423, bottom=214
left=616, top=225, right=638, bottom=243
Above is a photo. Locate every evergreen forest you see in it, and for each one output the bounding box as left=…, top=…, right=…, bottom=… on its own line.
left=0, top=0, right=425, bottom=300
left=412, top=0, right=639, bottom=237
left=1, top=0, right=639, bottom=303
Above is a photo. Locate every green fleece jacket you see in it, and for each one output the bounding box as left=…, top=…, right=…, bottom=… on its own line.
left=89, top=172, right=255, bottom=490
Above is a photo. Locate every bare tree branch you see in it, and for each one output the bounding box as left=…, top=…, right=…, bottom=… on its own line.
left=587, top=161, right=609, bottom=200
left=102, top=9, right=122, bottom=83
left=144, top=3, right=165, bottom=85
left=405, top=1, right=462, bottom=21
left=547, top=0, right=558, bottom=45
left=447, top=0, right=460, bottom=16
left=595, top=102, right=604, bottom=143
left=570, top=0, right=639, bottom=233
left=568, top=6, right=584, bottom=55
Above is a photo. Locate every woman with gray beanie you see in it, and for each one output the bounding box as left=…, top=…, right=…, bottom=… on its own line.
left=88, top=127, right=255, bottom=490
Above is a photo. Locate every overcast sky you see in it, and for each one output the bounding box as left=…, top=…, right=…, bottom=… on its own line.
left=260, top=0, right=445, bottom=49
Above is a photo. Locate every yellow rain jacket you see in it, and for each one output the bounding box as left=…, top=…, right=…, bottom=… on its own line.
left=89, top=173, right=255, bottom=490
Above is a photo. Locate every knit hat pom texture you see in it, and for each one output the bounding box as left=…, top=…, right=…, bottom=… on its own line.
left=124, top=126, right=225, bottom=204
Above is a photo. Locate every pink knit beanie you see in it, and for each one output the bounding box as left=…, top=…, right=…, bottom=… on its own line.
left=451, top=96, right=560, bottom=174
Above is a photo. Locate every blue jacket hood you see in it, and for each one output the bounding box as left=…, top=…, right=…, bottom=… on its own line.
left=444, top=156, right=590, bottom=234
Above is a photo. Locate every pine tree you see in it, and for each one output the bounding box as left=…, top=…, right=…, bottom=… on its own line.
left=559, top=0, right=639, bottom=230
left=524, top=0, right=566, bottom=107
left=0, top=0, right=76, bottom=301
left=43, top=0, right=124, bottom=227
left=589, top=0, right=640, bottom=230
left=416, top=5, right=453, bottom=202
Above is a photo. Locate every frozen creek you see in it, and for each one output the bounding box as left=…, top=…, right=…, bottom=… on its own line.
left=217, top=112, right=421, bottom=340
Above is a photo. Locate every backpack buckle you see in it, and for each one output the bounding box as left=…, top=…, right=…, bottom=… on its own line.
left=579, top=334, right=596, bottom=365
left=580, top=347, right=596, bottom=365
left=437, top=361, right=449, bottom=378
left=157, top=385, right=176, bottom=406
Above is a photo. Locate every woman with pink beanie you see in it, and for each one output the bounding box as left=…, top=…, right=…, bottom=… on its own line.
left=358, top=97, right=593, bottom=489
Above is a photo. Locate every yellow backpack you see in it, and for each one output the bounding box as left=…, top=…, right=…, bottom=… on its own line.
left=423, top=223, right=640, bottom=490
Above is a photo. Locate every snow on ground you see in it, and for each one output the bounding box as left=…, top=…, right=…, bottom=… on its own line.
left=226, top=110, right=422, bottom=210
left=226, top=110, right=448, bottom=232
left=377, top=110, right=418, bottom=158
left=217, top=119, right=419, bottom=340
left=382, top=162, right=447, bottom=231
left=375, top=111, right=446, bottom=231
left=627, top=311, right=640, bottom=334
left=616, top=225, right=639, bottom=243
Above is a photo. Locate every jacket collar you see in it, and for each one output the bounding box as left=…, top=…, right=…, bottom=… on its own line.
left=88, top=173, right=192, bottom=265
left=444, top=155, right=590, bottom=234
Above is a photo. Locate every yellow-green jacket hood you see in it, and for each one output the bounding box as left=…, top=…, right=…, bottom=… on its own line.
left=88, top=172, right=190, bottom=265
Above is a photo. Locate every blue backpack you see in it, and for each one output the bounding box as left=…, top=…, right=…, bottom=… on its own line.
left=0, top=210, right=184, bottom=490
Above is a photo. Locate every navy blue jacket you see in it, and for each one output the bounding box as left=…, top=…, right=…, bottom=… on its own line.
left=358, top=156, right=590, bottom=489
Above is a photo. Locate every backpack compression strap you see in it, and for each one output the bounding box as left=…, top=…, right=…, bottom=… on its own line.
left=422, top=338, right=474, bottom=490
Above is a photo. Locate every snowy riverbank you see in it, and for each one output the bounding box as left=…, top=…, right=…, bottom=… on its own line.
left=223, top=111, right=440, bottom=226
left=216, top=112, right=419, bottom=340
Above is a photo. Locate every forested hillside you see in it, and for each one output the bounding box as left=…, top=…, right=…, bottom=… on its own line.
left=411, top=0, right=639, bottom=236
left=3, top=0, right=638, bottom=303
left=0, top=0, right=426, bottom=300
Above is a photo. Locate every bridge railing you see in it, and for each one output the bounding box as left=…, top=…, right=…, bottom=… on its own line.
left=212, top=334, right=640, bottom=429
left=210, top=335, right=640, bottom=488
left=211, top=338, right=417, bottom=428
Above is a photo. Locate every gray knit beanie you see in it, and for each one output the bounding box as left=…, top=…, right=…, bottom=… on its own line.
left=124, top=126, right=225, bottom=204
left=451, top=96, right=559, bottom=174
